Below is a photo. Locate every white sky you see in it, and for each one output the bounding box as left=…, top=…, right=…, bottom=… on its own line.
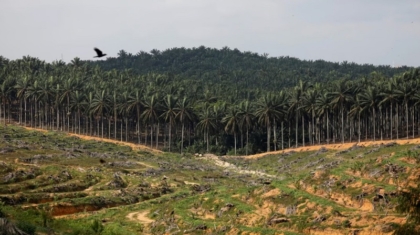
left=1, top=0, right=419, bottom=66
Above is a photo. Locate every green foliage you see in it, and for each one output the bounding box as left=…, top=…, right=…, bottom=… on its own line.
left=392, top=223, right=419, bottom=235
left=396, top=183, right=420, bottom=224
left=405, top=150, right=420, bottom=163
left=90, top=219, right=104, bottom=235
left=16, top=221, right=36, bottom=235
left=0, top=202, right=5, bottom=218
left=102, top=223, right=134, bottom=235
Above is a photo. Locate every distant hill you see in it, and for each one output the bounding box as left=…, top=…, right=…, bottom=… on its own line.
left=87, top=46, right=412, bottom=90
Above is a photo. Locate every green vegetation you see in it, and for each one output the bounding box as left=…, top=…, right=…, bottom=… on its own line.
left=0, top=125, right=418, bottom=234
left=0, top=48, right=419, bottom=234
left=0, top=49, right=419, bottom=156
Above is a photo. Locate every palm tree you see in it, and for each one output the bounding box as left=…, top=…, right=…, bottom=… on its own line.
left=0, top=77, right=15, bottom=125
left=394, top=78, right=417, bottom=139
left=379, top=80, right=398, bottom=140
left=212, top=102, right=227, bottom=146
left=254, top=93, right=282, bottom=152
left=36, top=76, right=55, bottom=129
left=315, top=92, right=331, bottom=144
left=196, top=106, right=217, bottom=152
left=349, top=96, right=363, bottom=143
left=160, top=94, right=178, bottom=151
left=175, top=96, right=195, bottom=153
left=90, top=89, right=110, bottom=138
left=127, top=89, right=143, bottom=143
left=222, top=105, right=241, bottom=155
left=286, top=81, right=311, bottom=147
left=15, top=75, right=31, bottom=125
left=329, top=80, right=352, bottom=143
left=60, top=78, right=75, bottom=131
left=118, top=91, right=130, bottom=141
left=110, top=90, right=118, bottom=139
left=238, top=100, right=255, bottom=155
left=358, top=86, right=380, bottom=141
left=301, top=86, right=320, bottom=145
left=70, top=90, right=86, bottom=134
left=26, top=80, right=42, bottom=127
left=141, top=94, right=160, bottom=148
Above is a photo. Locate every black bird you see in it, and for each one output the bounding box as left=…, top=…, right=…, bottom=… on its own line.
left=93, top=48, right=107, bottom=58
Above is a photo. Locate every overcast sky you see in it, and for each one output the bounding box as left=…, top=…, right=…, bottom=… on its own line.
left=1, top=0, right=419, bottom=67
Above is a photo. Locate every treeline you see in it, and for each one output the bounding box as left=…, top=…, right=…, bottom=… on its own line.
left=0, top=54, right=419, bottom=155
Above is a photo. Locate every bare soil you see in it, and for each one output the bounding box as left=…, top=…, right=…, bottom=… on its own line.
left=126, top=210, right=154, bottom=224
left=246, top=138, right=420, bottom=159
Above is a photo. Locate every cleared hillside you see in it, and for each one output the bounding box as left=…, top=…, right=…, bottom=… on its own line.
left=0, top=124, right=419, bottom=234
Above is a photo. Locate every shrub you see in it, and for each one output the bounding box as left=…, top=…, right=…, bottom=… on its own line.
left=16, top=220, right=36, bottom=235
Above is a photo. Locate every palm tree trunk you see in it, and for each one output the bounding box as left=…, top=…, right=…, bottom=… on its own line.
left=312, top=109, right=315, bottom=145
left=24, top=98, right=27, bottom=126
left=156, top=122, right=159, bottom=149
left=246, top=128, right=249, bottom=155
left=19, top=99, right=22, bottom=124
left=327, top=111, right=329, bottom=144
left=206, top=128, right=209, bottom=152
left=234, top=132, right=237, bottom=155
left=396, top=104, right=399, bottom=140
left=34, top=101, right=37, bottom=127
left=169, top=118, right=172, bottom=151
left=181, top=123, right=185, bottom=153
left=273, top=120, right=277, bottom=151
left=67, top=97, right=70, bottom=132
left=373, top=108, right=376, bottom=141
left=380, top=108, right=383, bottom=141
left=358, top=112, right=361, bottom=143
left=108, top=116, right=111, bottom=138
left=120, top=118, right=123, bottom=141
left=406, top=102, right=409, bottom=139
left=412, top=107, right=415, bottom=138
left=281, top=121, right=284, bottom=150
left=341, top=105, right=344, bottom=144
left=150, top=124, right=153, bottom=148
left=295, top=111, right=298, bottom=148
left=137, top=108, right=140, bottom=144
left=302, top=116, right=305, bottom=147
left=390, top=103, right=393, bottom=140
left=56, top=107, right=60, bottom=130
left=125, top=118, right=128, bottom=141
left=267, top=121, right=271, bottom=152
left=78, top=110, right=81, bottom=134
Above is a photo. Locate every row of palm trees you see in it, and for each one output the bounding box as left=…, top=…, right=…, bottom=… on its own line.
left=0, top=56, right=419, bottom=155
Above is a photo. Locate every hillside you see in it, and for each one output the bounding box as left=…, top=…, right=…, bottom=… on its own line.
left=0, top=124, right=419, bottom=234
left=87, top=46, right=412, bottom=91
left=1, top=50, right=420, bottom=156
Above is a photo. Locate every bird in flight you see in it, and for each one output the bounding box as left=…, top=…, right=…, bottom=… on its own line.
left=93, top=48, right=107, bottom=58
